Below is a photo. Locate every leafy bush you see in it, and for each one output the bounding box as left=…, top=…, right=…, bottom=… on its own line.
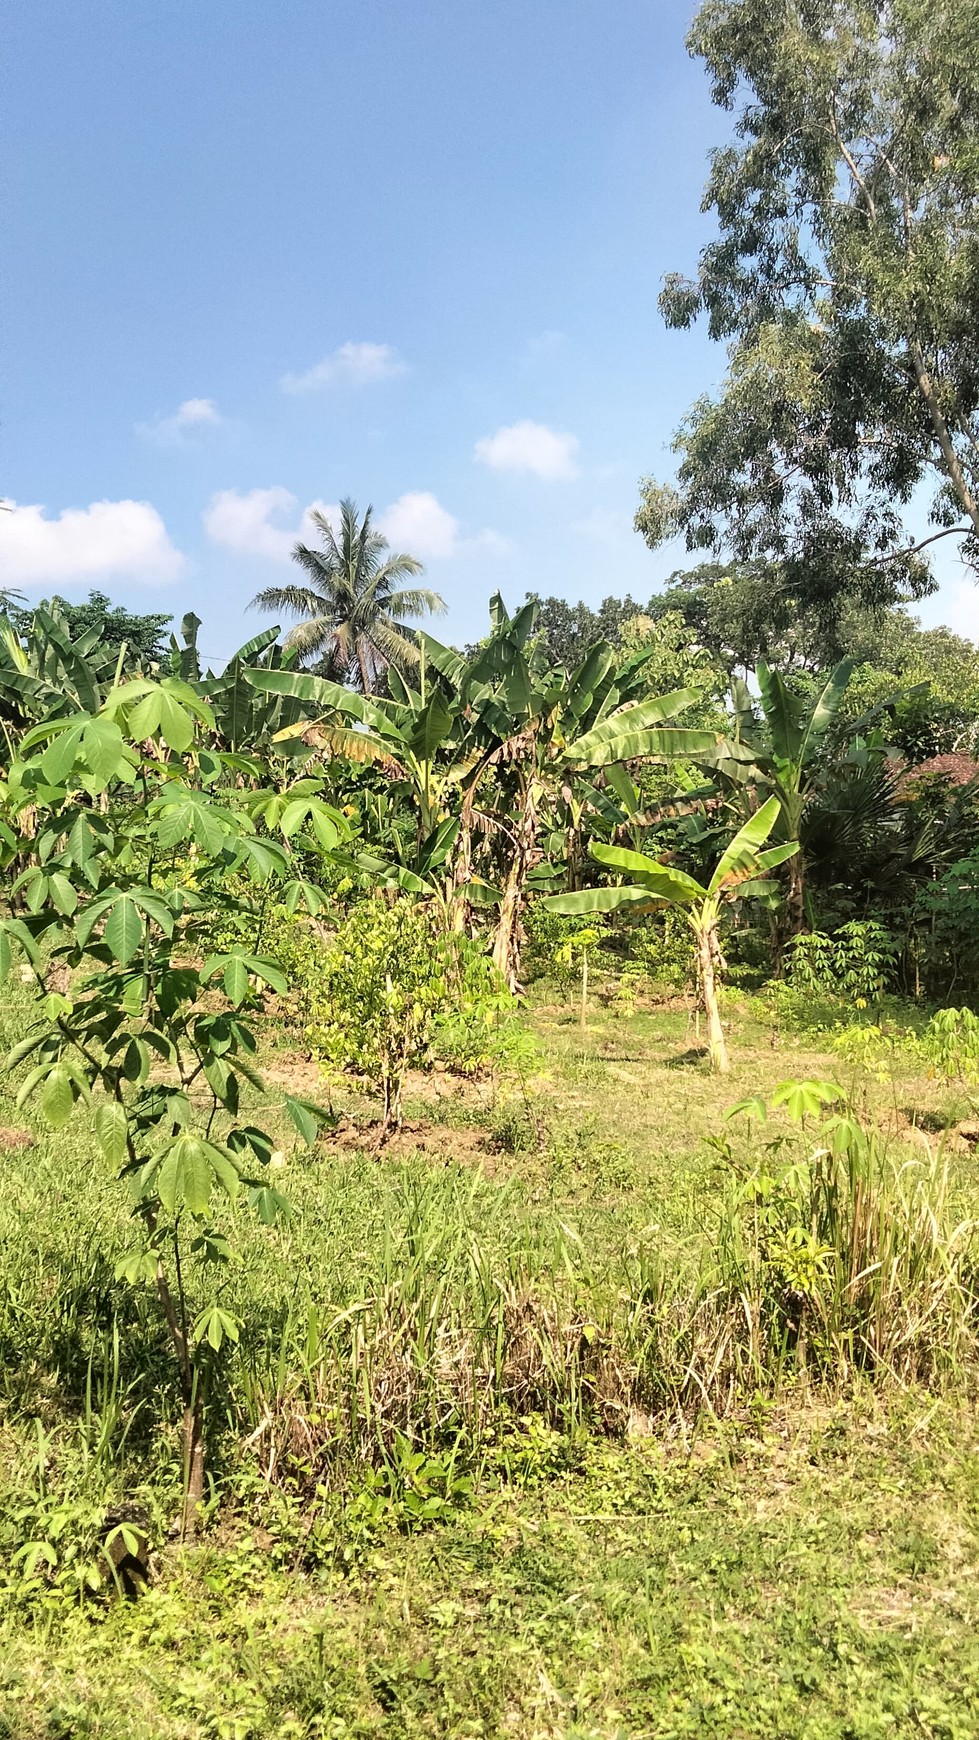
left=786, top=920, right=898, bottom=1008
left=307, top=899, right=512, bottom=1125
left=917, top=853, right=979, bottom=1005
left=625, top=911, right=695, bottom=993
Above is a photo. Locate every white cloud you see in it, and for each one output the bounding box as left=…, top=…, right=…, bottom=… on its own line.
left=280, top=342, right=406, bottom=395
left=378, top=492, right=460, bottom=559
left=474, top=420, right=579, bottom=481
left=136, top=397, right=224, bottom=445
left=0, top=499, right=183, bottom=588
left=202, top=486, right=301, bottom=562
left=204, top=486, right=500, bottom=566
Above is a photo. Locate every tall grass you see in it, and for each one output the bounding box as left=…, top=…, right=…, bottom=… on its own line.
left=0, top=1109, right=975, bottom=1535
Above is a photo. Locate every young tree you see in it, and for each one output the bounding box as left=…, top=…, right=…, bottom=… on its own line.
left=0, top=679, right=339, bottom=1536
left=637, top=0, right=979, bottom=631
left=722, top=659, right=855, bottom=940
left=250, top=498, right=445, bottom=692
left=546, top=797, right=797, bottom=1072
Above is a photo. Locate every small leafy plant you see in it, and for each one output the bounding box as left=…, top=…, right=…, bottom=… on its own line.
left=786, top=920, right=898, bottom=1009
left=308, top=898, right=511, bottom=1128
left=0, top=678, right=339, bottom=1535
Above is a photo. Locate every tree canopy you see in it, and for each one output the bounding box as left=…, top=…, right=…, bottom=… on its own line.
left=636, top=0, right=979, bottom=635
left=11, top=591, right=172, bottom=667
left=251, top=498, right=445, bottom=692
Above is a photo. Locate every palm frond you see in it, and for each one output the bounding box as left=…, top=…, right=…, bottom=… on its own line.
left=251, top=582, right=328, bottom=618
left=385, top=585, right=446, bottom=618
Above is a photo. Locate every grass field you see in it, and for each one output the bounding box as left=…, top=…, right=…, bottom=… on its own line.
left=2, top=981, right=978, bottom=1739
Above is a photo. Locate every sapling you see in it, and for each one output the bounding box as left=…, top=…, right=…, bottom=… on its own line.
left=546, top=797, right=797, bottom=1071
left=0, top=677, right=339, bottom=1536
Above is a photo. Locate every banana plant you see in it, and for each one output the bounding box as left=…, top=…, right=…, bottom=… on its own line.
left=247, top=595, right=725, bottom=985
left=545, top=796, right=798, bottom=1072
left=168, top=615, right=310, bottom=761
left=716, top=659, right=855, bottom=941
left=0, top=603, right=126, bottom=746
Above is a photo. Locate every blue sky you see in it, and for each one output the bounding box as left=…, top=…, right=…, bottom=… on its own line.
left=5, top=0, right=974, bottom=663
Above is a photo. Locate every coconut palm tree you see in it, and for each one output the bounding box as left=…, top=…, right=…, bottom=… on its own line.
left=250, top=498, right=446, bottom=693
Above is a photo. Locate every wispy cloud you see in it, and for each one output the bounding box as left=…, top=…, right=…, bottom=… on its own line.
left=522, top=329, right=570, bottom=366
left=280, top=341, right=407, bottom=395
left=474, top=420, right=579, bottom=482
left=136, top=397, right=224, bottom=446
left=0, top=499, right=183, bottom=586
left=571, top=506, right=633, bottom=547
left=202, top=487, right=303, bottom=562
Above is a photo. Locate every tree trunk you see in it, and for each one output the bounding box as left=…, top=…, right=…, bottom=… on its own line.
left=909, top=339, right=979, bottom=539
left=785, top=852, right=806, bottom=938
left=697, top=922, right=729, bottom=1073
left=448, top=805, right=473, bottom=934
left=356, top=638, right=373, bottom=697
left=154, top=1248, right=205, bottom=1542
left=491, top=777, right=538, bottom=991
left=181, top=1397, right=205, bottom=1541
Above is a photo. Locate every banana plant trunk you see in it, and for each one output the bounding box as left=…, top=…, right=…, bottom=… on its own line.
left=491, top=775, right=539, bottom=991
left=696, top=918, right=729, bottom=1074
left=785, top=850, right=806, bottom=937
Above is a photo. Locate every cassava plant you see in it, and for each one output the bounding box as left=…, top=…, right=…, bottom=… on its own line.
left=0, top=676, right=339, bottom=1537
left=546, top=796, right=797, bottom=1071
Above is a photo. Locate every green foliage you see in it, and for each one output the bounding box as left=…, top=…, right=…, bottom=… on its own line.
left=0, top=676, right=340, bottom=1532
left=307, top=899, right=511, bottom=1125
left=639, top=0, right=979, bottom=634
left=917, top=852, right=979, bottom=1003
left=786, top=921, right=899, bottom=1009
left=923, top=1006, right=979, bottom=1090
left=11, top=591, right=173, bottom=669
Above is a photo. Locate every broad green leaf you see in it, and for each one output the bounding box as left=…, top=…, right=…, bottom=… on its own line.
left=193, top=1304, right=240, bottom=1351
left=223, top=955, right=250, bottom=1005
left=591, top=843, right=706, bottom=904
left=565, top=642, right=616, bottom=722
left=157, top=690, right=195, bottom=753
left=283, top=1094, right=325, bottom=1145
left=93, top=1100, right=129, bottom=1165
left=208, top=1147, right=242, bottom=1199
left=771, top=1079, right=844, bottom=1122
left=543, top=885, right=657, bottom=916
left=569, top=723, right=718, bottom=767
left=249, top=956, right=288, bottom=994
left=47, top=873, right=78, bottom=917
left=41, top=1066, right=75, bottom=1130
left=160, top=1135, right=212, bottom=1214
left=707, top=795, right=783, bottom=897
left=247, top=1184, right=292, bottom=1225
left=38, top=720, right=85, bottom=786
left=799, top=660, right=855, bottom=764
left=0, top=929, right=11, bottom=983
left=126, top=690, right=163, bottom=741
left=104, top=895, right=144, bottom=964
left=246, top=668, right=394, bottom=736
left=81, top=716, right=125, bottom=787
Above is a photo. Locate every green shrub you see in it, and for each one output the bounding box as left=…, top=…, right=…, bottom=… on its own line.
left=306, top=899, right=512, bottom=1126
left=786, top=920, right=898, bottom=1008
left=917, top=853, right=979, bottom=1005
